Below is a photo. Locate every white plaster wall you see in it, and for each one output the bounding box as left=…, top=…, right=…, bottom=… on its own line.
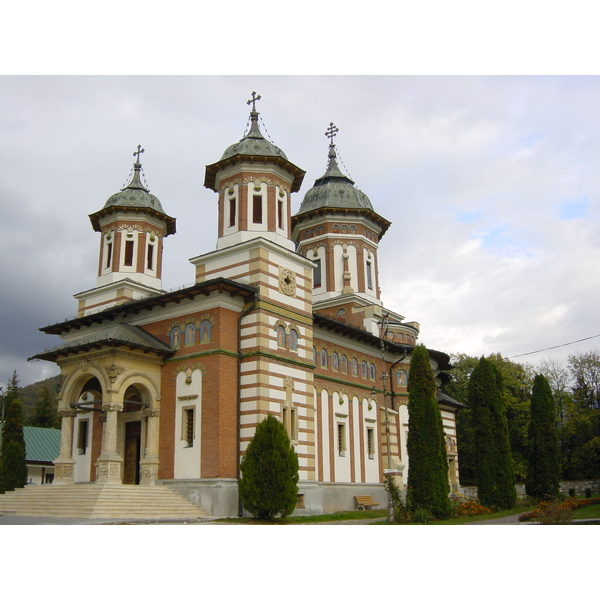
left=333, top=392, right=351, bottom=482
left=174, top=369, right=202, bottom=479
left=320, top=389, right=330, bottom=482
left=71, top=393, right=94, bottom=483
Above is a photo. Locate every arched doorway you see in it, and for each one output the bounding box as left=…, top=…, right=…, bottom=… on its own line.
left=122, top=385, right=147, bottom=485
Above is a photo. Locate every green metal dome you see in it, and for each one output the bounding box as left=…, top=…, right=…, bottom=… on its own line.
left=295, top=144, right=374, bottom=216
left=220, top=109, right=288, bottom=161
left=102, top=161, right=167, bottom=214
left=89, top=148, right=176, bottom=235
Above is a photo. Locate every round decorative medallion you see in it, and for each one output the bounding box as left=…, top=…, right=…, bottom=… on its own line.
left=279, top=268, right=296, bottom=296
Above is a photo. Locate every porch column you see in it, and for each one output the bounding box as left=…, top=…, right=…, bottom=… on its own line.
left=53, top=409, right=77, bottom=485
left=95, top=402, right=123, bottom=484
left=140, top=408, right=160, bottom=486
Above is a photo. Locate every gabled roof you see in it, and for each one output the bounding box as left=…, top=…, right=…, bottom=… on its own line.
left=0, top=425, right=61, bottom=464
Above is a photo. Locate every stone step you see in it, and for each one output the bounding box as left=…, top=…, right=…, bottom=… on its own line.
left=0, top=484, right=208, bottom=520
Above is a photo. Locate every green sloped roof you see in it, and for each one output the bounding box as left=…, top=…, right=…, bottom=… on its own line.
left=0, top=424, right=61, bottom=463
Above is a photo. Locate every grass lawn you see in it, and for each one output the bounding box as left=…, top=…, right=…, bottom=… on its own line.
left=572, top=501, right=600, bottom=520
left=218, top=506, right=533, bottom=525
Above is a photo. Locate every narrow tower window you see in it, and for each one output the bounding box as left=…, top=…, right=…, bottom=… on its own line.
left=147, top=243, right=154, bottom=271
left=314, top=259, right=322, bottom=287
left=366, top=261, right=373, bottom=289
left=252, top=195, right=263, bottom=224
left=106, top=242, right=113, bottom=269
left=124, top=240, right=135, bottom=266
left=229, top=197, right=236, bottom=227
left=277, top=200, right=284, bottom=229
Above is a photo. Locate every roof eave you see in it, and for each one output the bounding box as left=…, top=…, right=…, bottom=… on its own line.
left=89, top=206, right=177, bottom=236
left=204, top=154, right=306, bottom=193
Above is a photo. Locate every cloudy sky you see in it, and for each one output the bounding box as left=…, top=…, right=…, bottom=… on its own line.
left=1, top=75, right=599, bottom=388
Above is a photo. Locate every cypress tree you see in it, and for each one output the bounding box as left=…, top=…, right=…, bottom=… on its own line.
left=239, top=414, right=299, bottom=520
left=406, top=345, right=451, bottom=519
left=0, top=372, right=28, bottom=493
left=526, top=374, right=560, bottom=500
left=469, top=357, right=516, bottom=509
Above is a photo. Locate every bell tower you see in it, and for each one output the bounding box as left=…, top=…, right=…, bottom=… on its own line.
left=203, top=92, right=305, bottom=253
left=75, top=147, right=176, bottom=316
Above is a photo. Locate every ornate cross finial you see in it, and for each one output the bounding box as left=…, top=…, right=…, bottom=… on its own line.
left=325, top=122, right=339, bottom=145
left=133, top=145, right=145, bottom=163
left=247, top=91, right=261, bottom=112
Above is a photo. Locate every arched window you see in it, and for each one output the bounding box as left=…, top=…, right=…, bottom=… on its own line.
left=185, top=323, right=195, bottom=346
left=332, top=352, right=339, bottom=371
left=289, top=329, right=298, bottom=351
left=340, top=355, right=348, bottom=374
left=199, top=320, right=211, bottom=343
left=337, top=308, right=347, bottom=322
left=369, top=363, right=376, bottom=380
left=320, top=349, right=328, bottom=369
left=396, top=369, right=408, bottom=386
left=351, top=358, right=358, bottom=377
left=277, top=325, right=286, bottom=348
left=361, top=361, right=368, bottom=378
left=170, top=326, right=181, bottom=348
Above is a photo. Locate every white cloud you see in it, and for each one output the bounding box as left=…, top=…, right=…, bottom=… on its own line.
left=2, top=76, right=600, bottom=387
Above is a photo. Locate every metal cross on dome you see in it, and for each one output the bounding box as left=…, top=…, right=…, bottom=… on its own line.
left=247, top=91, right=261, bottom=111
left=133, top=145, right=145, bottom=162
left=325, top=122, right=339, bottom=145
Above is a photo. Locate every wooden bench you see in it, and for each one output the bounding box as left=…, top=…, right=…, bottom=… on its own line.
left=355, top=495, right=380, bottom=510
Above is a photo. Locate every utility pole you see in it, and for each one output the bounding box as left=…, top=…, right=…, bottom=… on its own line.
left=379, top=313, right=395, bottom=524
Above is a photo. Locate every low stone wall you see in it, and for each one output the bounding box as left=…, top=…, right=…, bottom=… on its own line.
left=460, top=480, right=600, bottom=499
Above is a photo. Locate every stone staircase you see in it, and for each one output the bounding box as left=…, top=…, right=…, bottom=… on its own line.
left=0, top=484, right=208, bottom=520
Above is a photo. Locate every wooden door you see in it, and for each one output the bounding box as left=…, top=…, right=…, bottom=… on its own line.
left=123, top=421, right=141, bottom=484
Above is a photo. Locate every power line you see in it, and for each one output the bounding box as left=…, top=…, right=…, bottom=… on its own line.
left=508, top=334, right=600, bottom=359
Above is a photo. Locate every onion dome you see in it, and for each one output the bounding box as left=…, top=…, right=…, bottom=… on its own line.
left=296, top=144, right=374, bottom=215
left=292, top=123, right=390, bottom=238
left=89, top=146, right=176, bottom=235
left=204, top=92, right=305, bottom=193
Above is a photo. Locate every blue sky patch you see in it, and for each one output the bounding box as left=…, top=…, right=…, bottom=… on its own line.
left=557, top=197, right=589, bottom=220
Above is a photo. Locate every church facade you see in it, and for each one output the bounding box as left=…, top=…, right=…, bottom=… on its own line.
left=33, top=96, right=460, bottom=516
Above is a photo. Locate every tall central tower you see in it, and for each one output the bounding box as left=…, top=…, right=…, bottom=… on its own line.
left=191, top=94, right=318, bottom=488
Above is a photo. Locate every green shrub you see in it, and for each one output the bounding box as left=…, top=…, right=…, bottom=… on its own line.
left=411, top=508, right=433, bottom=524
left=585, top=488, right=592, bottom=498
left=238, top=414, right=299, bottom=521
left=569, top=488, right=576, bottom=497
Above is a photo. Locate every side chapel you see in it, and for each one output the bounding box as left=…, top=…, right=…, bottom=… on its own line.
left=32, top=95, right=461, bottom=516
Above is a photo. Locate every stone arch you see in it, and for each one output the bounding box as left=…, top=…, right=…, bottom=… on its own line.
left=60, top=363, right=108, bottom=410
left=114, top=371, right=161, bottom=409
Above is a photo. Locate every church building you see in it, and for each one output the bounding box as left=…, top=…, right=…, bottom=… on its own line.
left=31, top=95, right=460, bottom=516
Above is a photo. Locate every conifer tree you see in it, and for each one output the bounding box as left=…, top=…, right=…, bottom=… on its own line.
left=406, top=345, right=451, bottom=519
left=30, top=386, right=59, bottom=429
left=469, top=357, right=516, bottom=509
left=526, top=374, right=560, bottom=500
left=0, top=372, right=28, bottom=493
left=239, top=414, right=299, bottom=520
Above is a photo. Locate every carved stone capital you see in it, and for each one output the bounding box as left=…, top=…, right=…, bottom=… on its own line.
left=57, top=409, right=78, bottom=419
left=143, top=409, right=160, bottom=418
left=105, top=364, right=126, bottom=384
left=102, top=403, right=123, bottom=413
